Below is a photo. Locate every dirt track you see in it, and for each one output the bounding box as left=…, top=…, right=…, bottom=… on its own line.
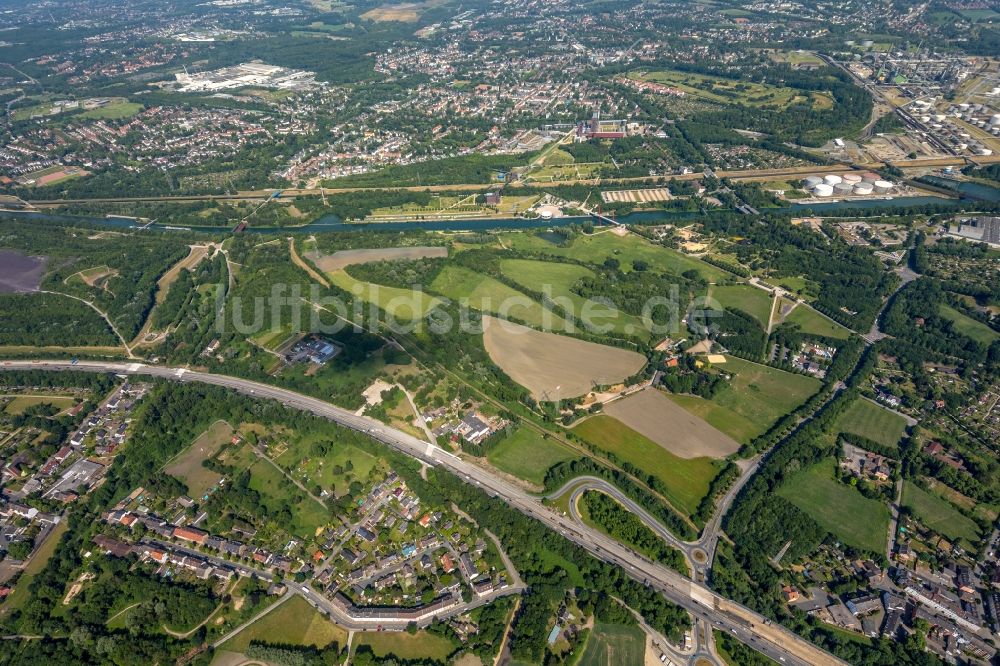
left=604, top=388, right=740, bottom=459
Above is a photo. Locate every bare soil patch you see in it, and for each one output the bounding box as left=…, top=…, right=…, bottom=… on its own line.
left=604, top=388, right=740, bottom=459
left=482, top=316, right=646, bottom=401
left=0, top=250, right=46, bottom=293
left=305, top=246, right=446, bottom=271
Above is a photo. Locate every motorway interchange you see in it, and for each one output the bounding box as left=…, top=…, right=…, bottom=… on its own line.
left=0, top=359, right=846, bottom=666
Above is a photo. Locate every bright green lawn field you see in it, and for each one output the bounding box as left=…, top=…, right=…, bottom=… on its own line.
left=901, top=481, right=981, bottom=548
left=710, top=284, right=775, bottom=327
left=834, top=398, right=906, bottom=450
left=666, top=356, right=821, bottom=443
left=939, top=304, right=999, bottom=345
left=783, top=305, right=852, bottom=339
left=221, top=595, right=347, bottom=652
left=329, top=270, right=441, bottom=320
left=499, top=258, right=647, bottom=335
left=487, top=426, right=578, bottom=485
left=354, top=630, right=456, bottom=662
left=505, top=231, right=729, bottom=283
left=430, top=264, right=565, bottom=328
left=573, top=415, right=721, bottom=516
left=777, top=459, right=890, bottom=553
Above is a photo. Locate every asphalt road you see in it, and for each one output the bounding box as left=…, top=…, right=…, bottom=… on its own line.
left=0, top=359, right=847, bottom=666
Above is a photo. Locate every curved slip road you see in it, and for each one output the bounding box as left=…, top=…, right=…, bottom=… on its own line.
left=0, top=359, right=846, bottom=666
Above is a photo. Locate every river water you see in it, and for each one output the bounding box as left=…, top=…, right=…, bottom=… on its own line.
left=2, top=180, right=997, bottom=236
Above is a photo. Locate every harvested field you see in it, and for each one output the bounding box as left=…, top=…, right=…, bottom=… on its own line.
left=0, top=250, right=46, bottom=293
left=604, top=388, right=740, bottom=459
left=307, top=246, right=447, bottom=271
left=482, top=316, right=646, bottom=401
left=361, top=4, right=421, bottom=21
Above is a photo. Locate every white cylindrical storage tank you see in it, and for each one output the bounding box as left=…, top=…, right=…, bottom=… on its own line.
left=978, top=148, right=994, bottom=156
left=873, top=180, right=893, bottom=194
left=813, top=183, right=834, bottom=197
left=842, top=173, right=862, bottom=184
left=959, top=103, right=970, bottom=111
left=935, top=114, right=946, bottom=121
left=957, top=142, right=968, bottom=150
left=861, top=172, right=879, bottom=183
left=992, top=127, right=1000, bottom=135
left=824, top=174, right=843, bottom=186
left=853, top=182, right=874, bottom=195
left=834, top=182, right=854, bottom=196
left=803, top=176, right=824, bottom=189
left=991, top=115, right=1000, bottom=125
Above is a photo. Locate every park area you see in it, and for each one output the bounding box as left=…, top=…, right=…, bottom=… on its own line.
left=353, top=629, right=457, bottom=661
left=573, top=414, right=722, bottom=517
left=939, top=304, right=999, bottom=345
left=2, top=394, right=77, bottom=415
left=505, top=230, right=729, bottom=283
left=777, top=459, right=890, bottom=554
left=709, top=284, right=775, bottom=328
left=666, top=356, right=821, bottom=443
left=604, top=388, right=741, bottom=459
left=329, top=270, right=442, bottom=321
left=307, top=246, right=447, bottom=272
left=782, top=304, right=851, bottom=339
left=431, top=265, right=565, bottom=328
left=630, top=69, right=832, bottom=110
left=481, top=316, right=646, bottom=401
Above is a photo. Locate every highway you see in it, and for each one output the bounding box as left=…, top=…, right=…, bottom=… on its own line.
left=0, top=359, right=847, bottom=666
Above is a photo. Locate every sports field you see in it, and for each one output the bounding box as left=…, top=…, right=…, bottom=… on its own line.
left=487, top=426, right=578, bottom=485
left=354, top=629, right=456, bottom=661
left=783, top=305, right=852, bottom=339
left=573, top=414, right=720, bottom=516
left=834, top=398, right=906, bottom=450
left=666, top=356, right=821, bottom=443
left=164, top=420, right=234, bottom=498
left=578, top=622, right=646, bottom=666
left=604, top=388, right=740, bottom=458
left=432, top=265, right=564, bottom=328
left=939, top=304, right=999, bottom=345
left=505, top=231, right=729, bottom=283
left=499, top=258, right=646, bottom=335
left=220, top=595, right=347, bottom=652
left=901, top=481, right=981, bottom=548
left=481, top=316, right=646, bottom=400
left=710, top=284, right=774, bottom=327
left=777, top=459, right=890, bottom=553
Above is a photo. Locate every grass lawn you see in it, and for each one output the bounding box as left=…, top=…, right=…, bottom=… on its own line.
left=939, top=304, right=999, bottom=345
left=573, top=415, right=720, bottom=517
left=487, top=427, right=578, bottom=485
left=532, top=543, right=586, bottom=587
left=430, top=265, right=564, bottom=328
left=901, top=481, right=981, bottom=548
left=666, top=356, right=821, bottom=443
left=354, top=630, right=456, bottom=661
left=777, top=459, right=889, bottom=554
left=578, top=622, right=646, bottom=666
left=221, top=595, right=347, bottom=652
left=505, top=231, right=729, bottom=283
left=784, top=305, right=852, bottom=339
left=499, top=258, right=646, bottom=336
left=2, top=394, right=76, bottom=415
left=0, top=520, right=69, bottom=616
left=834, top=398, right=906, bottom=450
left=79, top=101, right=143, bottom=120
left=329, top=270, right=441, bottom=321
left=710, top=284, right=775, bottom=327
left=164, top=420, right=234, bottom=498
